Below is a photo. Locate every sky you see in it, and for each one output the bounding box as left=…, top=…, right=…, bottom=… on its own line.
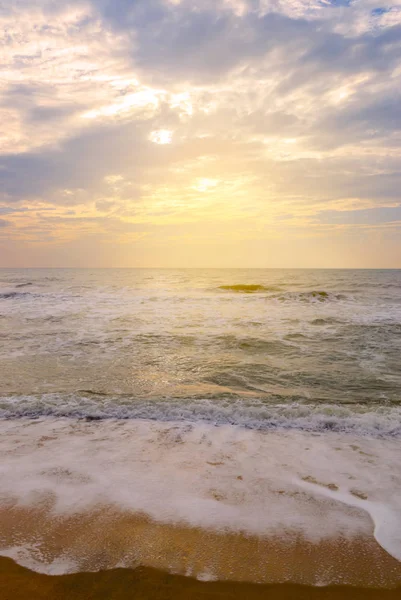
left=0, top=0, right=401, bottom=268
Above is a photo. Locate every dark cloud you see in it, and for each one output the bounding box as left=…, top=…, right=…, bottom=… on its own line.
left=1, top=83, right=81, bottom=124
left=0, top=207, right=30, bottom=215
left=90, top=0, right=401, bottom=89
left=92, top=1, right=315, bottom=83
left=300, top=24, right=401, bottom=75
left=325, top=95, right=401, bottom=133
left=0, top=109, right=181, bottom=202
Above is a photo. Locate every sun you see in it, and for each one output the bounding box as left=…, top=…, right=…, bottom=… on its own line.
left=193, top=178, right=219, bottom=192
left=150, top=130, right=173, bottom=145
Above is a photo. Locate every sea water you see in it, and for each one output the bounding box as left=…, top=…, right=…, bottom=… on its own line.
left=0, top=269, right=400, bottom=578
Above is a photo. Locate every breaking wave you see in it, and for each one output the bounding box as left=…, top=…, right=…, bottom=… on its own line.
left=15, top=282, right=33, bottom=288
left=0, top=291, right=32, bottom=300
left=1, top=394, right=400, bottom=437
left=273, top=291, right=347, bottom=303
left=218, top=284, right=281, bottom=293
left=217, top=286, right=347, bottom=302
left=310, top=317, right=345, bottom=326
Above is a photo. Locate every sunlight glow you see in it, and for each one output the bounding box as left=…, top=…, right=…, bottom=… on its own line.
left=170, top=92, right=193, bottom=116
left=0, top=0, right=399, bottom=268
left=83, top=90, right=161, bottom=120
left=193, top=178, right=219, bottom=192
left=150, top=130, right=173, bottom=144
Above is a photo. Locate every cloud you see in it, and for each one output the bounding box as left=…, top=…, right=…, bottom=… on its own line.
left=93, top=3, right=314, bottom=84
left=0, top=0, right=400, bottom=265
left=90, top=0, right=401, bottom=86
left=0, top=82, right=82, bottom=140
left=316, top=205, right=401, bottom=225
left=0, top=207, right=31, bottom=215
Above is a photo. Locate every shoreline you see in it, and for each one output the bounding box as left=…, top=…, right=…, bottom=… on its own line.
left=1, top=506, right=401, bottom=588
left=1, top=557, right=401, bottom=600
left=1, top=418, right=401, bottom=587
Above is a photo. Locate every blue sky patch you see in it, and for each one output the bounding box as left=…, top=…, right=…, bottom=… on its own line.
left=372, top=7, right=391, bottom=16
left=321, top=0, right=353, bottom=7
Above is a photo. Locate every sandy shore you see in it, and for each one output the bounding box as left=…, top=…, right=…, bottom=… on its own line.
left=1, top=505, right=401, bottom=588
left=1, top=556, right=401, bottom=600
left=1, top=420, right=401, bottom=593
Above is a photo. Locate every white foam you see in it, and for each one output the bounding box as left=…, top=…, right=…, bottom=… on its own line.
left=0, top=417, right=400, bottom=572
left=297, top=479, right=401, bottom=562
left=0, top=545, right=77, bottom=575
left=1, top=395, right=400, bottom=437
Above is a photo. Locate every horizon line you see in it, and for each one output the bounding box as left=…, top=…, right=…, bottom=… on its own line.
left=1, top=266, right=401, bottom=271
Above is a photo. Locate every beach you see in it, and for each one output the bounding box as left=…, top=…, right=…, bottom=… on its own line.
left=2, top=557, right=401, bottom=600
left=1, top=417, right=400, bottom=588
left=1, top=269, right=401, bottom=594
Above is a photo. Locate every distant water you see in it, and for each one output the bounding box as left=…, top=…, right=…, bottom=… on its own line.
left=1, top=268, right=400, bottom=436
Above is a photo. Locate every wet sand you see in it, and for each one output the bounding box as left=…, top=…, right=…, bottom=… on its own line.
left=1, top=556, right=401, bottom=600
left=1, top=420, right=401, bottom=595
left=2, top=499, right=401, bottom=598
left=1, top=506, right=401, bottom=589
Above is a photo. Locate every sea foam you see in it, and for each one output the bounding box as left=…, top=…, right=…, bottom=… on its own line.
left=0, top=394, right=400, bottom=437
left=0, top=417, right=400, bottom=572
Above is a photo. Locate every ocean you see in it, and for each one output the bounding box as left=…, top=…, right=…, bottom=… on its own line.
left=1, top=268, right=401, bottom=585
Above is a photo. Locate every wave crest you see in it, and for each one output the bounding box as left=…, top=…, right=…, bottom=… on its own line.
left=273, top=291, right=346, bottom=303
left=0, top=292, right=32, bottom=300
left=1, top=394, right=400, bottom=437
left=217, top=286, right=347, bottom=302
left=218, top=284, right=281, bottom=293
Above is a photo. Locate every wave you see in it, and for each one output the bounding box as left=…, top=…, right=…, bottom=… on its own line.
left=214, top=335, right=291, bottom=354
left=310, top=317, right=345, bottom=326
left=218, top=284, right=281, bottom=293
left=0, top=292, right=32, bottom=300
left=273, top=291, right=347, bottom=303
left=1, top=394, right=400, bottom=437
left=217, top=286, right=347, bottom=302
